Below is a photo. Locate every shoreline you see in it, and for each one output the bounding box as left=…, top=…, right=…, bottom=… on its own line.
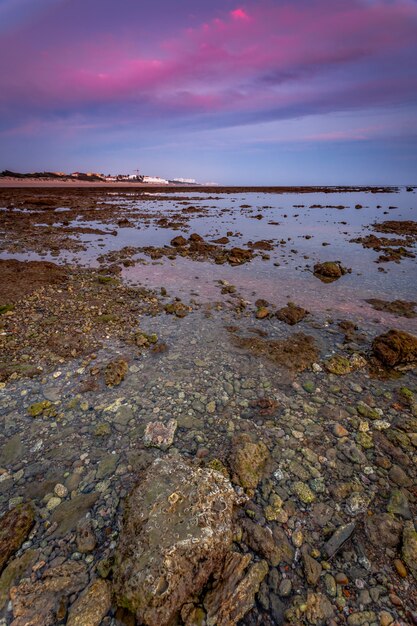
left=0, top=178, right=402, bottom=193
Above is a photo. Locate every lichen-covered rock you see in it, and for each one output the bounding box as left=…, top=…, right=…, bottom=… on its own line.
left=113, top=456, right=239, bottom=626
left=402, top=521, right=417, bottom=580
left=229, top=434, right=270, bottom=492
left=144, top=419, right=178, bottom=450
left=10, top=561, right=88, bottom=626
left=313, top=261, right=349, bottom=282
left=372, top=329, right=417, bottom=369
left=104, top=358, right=128, bottom=386
left=0, top=503, right=35, bottom=574
left=67, top=579, right=111, bottom=626
left=324, top=353, right=367, bottom=375
left=203, top=552, right=268, bottom=626
left=276, top=302, right=309, bottom=325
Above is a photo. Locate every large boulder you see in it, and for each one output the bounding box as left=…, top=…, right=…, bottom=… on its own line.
left=372, top=329, right=417, bottom=369
left=113, top=456, right=239, bottom=626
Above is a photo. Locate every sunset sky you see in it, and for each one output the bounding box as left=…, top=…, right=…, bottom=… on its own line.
left=0, top=0, right=416, bottom=184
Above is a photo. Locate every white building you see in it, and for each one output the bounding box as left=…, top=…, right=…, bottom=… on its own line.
left=171, top=177, right=196, bottom=184
left=142, top=176, right=169, bottom=184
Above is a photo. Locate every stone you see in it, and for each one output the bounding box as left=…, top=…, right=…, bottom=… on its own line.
left=372, top=329, right=417, bottom=369
left=144, top=419, right=177, bottom=450
left=104, top=358, right=128, bottom=387
left=276, top=302, right=309, bottom=325
left=364, top=513, right=402, bottom=548
left=229, top=434, right=269, bottom=492
left=76, top=519, right=97, bottom=553
left=324, top=354, right=365, bottom=376
left=256, top=307, right=269, bottom=319
left=278, top=579, right=292, bottom=597
left=171, top=235, right=187, bottom=246
left=402, top=521, right=417, bottom=580
left=0, top=504, right=35, bottom=574
left=0, top=550, right=38, bottom=610
left=333, top=423, right=349, bottom=437
left=50, top=493, right=98, bottom=537
left=113, top=456, right=239, bottom=626
left=67, top=579, right=111, bottom=626
left=241, top=519, right=294, bottom=567
left=96, top=453, right=119, bottom=479
left=379, top=611, right=394, bottom=626
left=388, top=464, right=411, bottom=487
left=54, top=483, right=68, bottom=498
left=313, top=261, right=348, bottom=282
left=203, top=552, right=268, bottom=626
left=292, top=481, right=315, bottom=504
left=347, top=611, right=377, bottom=626
left=10, top=561, right=88, bottom=626
left=0, top=434, right=24, bottom=466
left=301, top=546, right=322, bottom=586
left=286, top=591, right=334, bottom=624
left=393, top=559, right=407, bottom=578
left=323, top=522, right=355, bottom=558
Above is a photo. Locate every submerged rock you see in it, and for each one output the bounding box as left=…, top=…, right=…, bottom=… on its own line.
left=229, top=434, right=270, bottom=492
left=144, top=419, right=178, bottom=450
left=324, top=353, right=367, bottom=375
left=67, top=579, right=111, bottom=626
left=276, top=302, right=309, bottom=325
left=372, top=329, right=417, bottom=369
left=0, top=503, right=35, bottom=574
left=113, top=456, right=239, bottom=626
left=313, top=261, right=349, bottom=282
left=104, top=358, right=128, bottom=386
left=402, top=521, right=417, bottom=580
left=10, top=561, right=88, bottom=626
left=203, top=552, right=268, bottom=626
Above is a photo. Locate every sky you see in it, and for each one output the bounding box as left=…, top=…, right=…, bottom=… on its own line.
left=0, top=0, right=416, bottom=184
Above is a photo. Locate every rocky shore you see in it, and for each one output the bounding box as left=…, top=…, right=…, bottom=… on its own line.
left=0, top=188, right=416, bottom=625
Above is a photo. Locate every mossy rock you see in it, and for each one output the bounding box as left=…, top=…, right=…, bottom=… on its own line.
left=28, top=400, right=56, bottom=418
left=0, top=304, right=14, bottom=315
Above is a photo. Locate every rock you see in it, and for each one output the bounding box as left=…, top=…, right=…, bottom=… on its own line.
left=389, top=464, right=411, bottom=487
left=313, top=261, right=349, bottom=282
left=67, top=579, right=111, bottom=626
left=292, top=481, right=315, bottom=504
left=144, top=419, right=177, bottom=450
left=50, top=493, right=98, bottom=537
left=323, top=522, right=355, bottom=558
left=372, top=329, right=417, bottom=369
left=301, top=546, right=322, bottom=586
left=365, top=513, right=402, bottom=548
left=278, top=579, right=292, bottom=597
left=54, top=483, right=68, bottom=498
left=0, top=434, right=24, bottom=466
left=387, top=489, right=412, bottom=519
left=171, top=236, right=187, bottom=247
left=393, top=559, right=407, bottom=578
left=229, top=434, right=269, bottom=491
left=324, top=354, right=366, bottom=375
left=203, top=552, right=268, bottom=626
left=402, top=521, right=417, bottom=580
left=0, top=550, right=38, bottom=610
left=276, top=302, right=309, bottom=325
left=10, top=561, right=88, bottom=626
left=241, top=519, right=294, bottom=567
left=347, top=611, right=377, bottom=626
left=96, top=453, right=119, bottom=479
left=333, top=423, right=349, bottom=437
left=113, top=456, right=239, bottom=626
left=76, top=519, right=97, bottom=553
left=104, top=358, right=128, bottom=386
left=256, top=307, right=269, bottom=319
left=0, top=503, right=35, bottom=574
left=286, top=591, right=334, bottom=624
left=379, top=611, right=394, bottom=626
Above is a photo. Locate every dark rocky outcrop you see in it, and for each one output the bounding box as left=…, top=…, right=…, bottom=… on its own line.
left=372, top=329, right=417, bottom=369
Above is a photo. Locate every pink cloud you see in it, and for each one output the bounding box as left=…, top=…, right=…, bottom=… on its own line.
left=0, top=0, right=416, bottom=130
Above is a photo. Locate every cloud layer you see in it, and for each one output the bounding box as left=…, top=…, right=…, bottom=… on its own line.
left=0, top=0, right=416, bottom=181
